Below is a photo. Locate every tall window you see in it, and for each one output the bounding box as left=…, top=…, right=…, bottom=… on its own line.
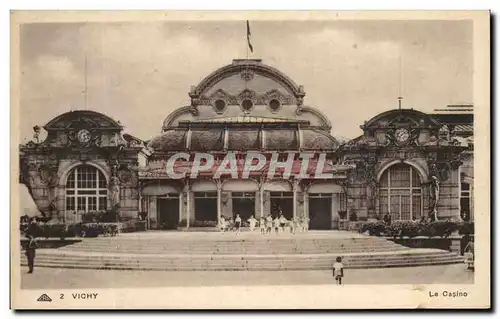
left=66, top=165, right=108, bottom=213
left=338, top=193, right=347, bottom=212
left=460, top=182, right=472, bottom=221
left=379, top=164, right=423, bottom=221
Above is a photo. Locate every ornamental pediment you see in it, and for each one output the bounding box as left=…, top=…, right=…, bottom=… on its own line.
left=190, top=60, right=305, bottom=108
left=44, top=110, right=123, bottom=131
left=361, top=109, right=441, bottom=131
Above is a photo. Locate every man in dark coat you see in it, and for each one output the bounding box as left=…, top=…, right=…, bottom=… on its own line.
left=25, top=234, right=38, bottom=274
left=383, top=213, right=392, bottom=226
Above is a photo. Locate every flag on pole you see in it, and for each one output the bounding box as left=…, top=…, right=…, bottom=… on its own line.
left=246, top=20, right=253, bottom=53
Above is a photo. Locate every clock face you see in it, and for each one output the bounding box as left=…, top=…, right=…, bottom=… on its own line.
left=395, top=128, right=410, bottom=143
left=77, top=129, right=91, bottom=143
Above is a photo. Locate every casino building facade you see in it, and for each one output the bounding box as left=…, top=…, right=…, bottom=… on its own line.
left=19, top=59, right=474, bottom=229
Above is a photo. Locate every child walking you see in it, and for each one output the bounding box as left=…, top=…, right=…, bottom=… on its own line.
left=333, top=256, right=344, bottom=285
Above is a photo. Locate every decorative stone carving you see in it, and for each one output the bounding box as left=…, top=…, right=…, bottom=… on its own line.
left=429, top=176, right=440, bottom=204
left=237, top=89, right=258, bottom=104
left=296, top=96, right=303, bottom=106
left=199, top=89, right=295, bottom=106
left=107, top=161, right=121, bottom=208
left=426, top=176, right=440, bottom=221
left=240, top=69, right=255, bottom=81
left=108, top=175, right=121, bottom=209
left=450, top=154, right=463, bottom=170
left=118, top=168, right=135, bottom=186
left=67, top=129, right=101, bottom=148
left=38, top=162, right=59, bottom=187
left=383, top=127, right=419, bottom=148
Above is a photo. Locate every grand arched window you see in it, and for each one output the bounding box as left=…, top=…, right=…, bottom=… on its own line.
left=65, top=165, right=108, bottom=212
left=379, top=163, right=423, bottom=221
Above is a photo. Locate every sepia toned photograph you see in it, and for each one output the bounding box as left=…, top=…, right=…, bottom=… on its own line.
left=10, top=11, right=490, bottom=309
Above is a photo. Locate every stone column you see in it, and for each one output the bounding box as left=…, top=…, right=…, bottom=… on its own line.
left=259, top=186, right=264, bottom=219
left=186, top=180, right=191, bottom=228
left=138, top=194, right=142, bottom=213
left=304, top=191, right=308, bottom=219
left=149, top=196, right=157, bottom=229
left=293, top=179, right=299, bottom=219
left=216, top=179, right=222, bottom=223
left=138, top=194, right=144, bottom=228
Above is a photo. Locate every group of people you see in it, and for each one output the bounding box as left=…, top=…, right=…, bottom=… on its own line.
left=218, top=213, right=310, bottom=235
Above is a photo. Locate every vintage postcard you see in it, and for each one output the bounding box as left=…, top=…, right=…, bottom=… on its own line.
left=10, top=10, right=490, bottom=309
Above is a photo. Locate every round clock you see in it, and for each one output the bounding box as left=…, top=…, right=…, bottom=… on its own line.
left=394, top=128, right=410, bottom=143
left=77, top=129, right=91, bottom=143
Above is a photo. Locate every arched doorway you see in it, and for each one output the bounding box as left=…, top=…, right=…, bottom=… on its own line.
left=263, top=180, right=294, bottom=219
left=379, top=163, right=423, bottom=221
left=222, top=179, right=259, bottom=220
left=192, top=180, right=218, bottom=222
left=142, top=181, right=180, bottom=229
left=307, top=182, right=343, bottom=230
left=65, top=165, right=108, bottom=217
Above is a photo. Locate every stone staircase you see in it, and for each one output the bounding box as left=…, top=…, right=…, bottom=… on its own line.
left=21, top=232, right=464, bottom=271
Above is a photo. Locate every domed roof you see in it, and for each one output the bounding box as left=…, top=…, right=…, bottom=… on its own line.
left=161, top=60, right=333, bottom=132
left=301, top=129, right=339, bottom=151
left=191, top=129, right=225, bottom=151
left=148, top=126, right=339, bottom=153
left=148, top=129, right=187, bottom=151
left=266, top=129, right=299, bottom=150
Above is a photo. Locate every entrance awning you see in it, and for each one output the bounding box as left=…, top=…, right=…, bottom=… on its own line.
left=308, top=182, right=344, bottom=193
left=142, top=182, right=180, bottom=196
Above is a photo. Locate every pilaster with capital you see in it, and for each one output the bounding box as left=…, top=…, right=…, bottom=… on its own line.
left=215, top=179, right=222, bottom=224
left=292, top=179, right=300, bottom=219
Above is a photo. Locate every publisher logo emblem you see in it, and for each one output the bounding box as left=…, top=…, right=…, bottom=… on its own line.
left=37, top=294, right=52, bottom=302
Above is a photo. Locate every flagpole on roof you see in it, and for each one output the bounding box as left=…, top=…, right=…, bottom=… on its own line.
left=246, top=20, right=253, bottom=58
left=246, top=21, right=249, bottom=60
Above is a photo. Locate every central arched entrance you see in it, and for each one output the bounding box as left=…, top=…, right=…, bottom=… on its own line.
left=263, top=180, right=294, bottom=219
left=378, top=163, right=424, bottom=221
left=65, top=165, right=108, bottom=218
left=222, top=179, right=259, bottom=220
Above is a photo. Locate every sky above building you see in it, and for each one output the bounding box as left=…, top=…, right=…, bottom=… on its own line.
left=19, top=19, right=472, bottom=141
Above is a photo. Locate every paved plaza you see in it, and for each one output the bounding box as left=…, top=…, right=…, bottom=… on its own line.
left=20, top=264, right=473, bottom=289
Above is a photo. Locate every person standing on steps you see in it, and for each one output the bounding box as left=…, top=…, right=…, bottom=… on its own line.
left=235, top=214, right=242, bottom=235
left=247, top=215, right=257, bottom=232
left=273, top=215, right=280, bottom=234
left=259, top=216, right=266, bottom=234
left=25, top=234, right=38, bottom=274
left=279, top=214, right=287, bottom=233
left=266, top=214, right=273, bottom=235
left=333, top=256, right=344, bottom=285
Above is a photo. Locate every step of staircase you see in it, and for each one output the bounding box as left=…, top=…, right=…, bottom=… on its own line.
left=58, top=236, right=408, bottom=255
left=21, top=232, right=463, bottom=271
left=21, top=249, right=463, bottom=271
